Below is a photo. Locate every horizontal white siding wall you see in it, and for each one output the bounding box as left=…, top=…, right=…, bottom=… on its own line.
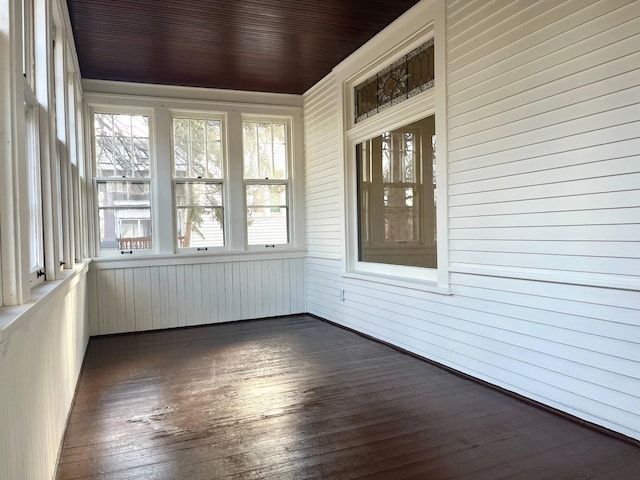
left=304, top=75, right=343, bottom=260
left=303, top=0, right=640, bottom=441
left=448, top=0, right=640, bottom=290
left=88, top=258, right=306, bottom=335
left=0, top=267, right=89, bottom=480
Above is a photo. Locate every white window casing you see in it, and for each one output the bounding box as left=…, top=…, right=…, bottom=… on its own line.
left=334, top=0, right=449, bottom=293
left=85, top=91, right=305, bottom=265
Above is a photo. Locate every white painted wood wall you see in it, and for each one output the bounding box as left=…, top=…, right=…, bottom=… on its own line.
left=88, top=257, right=306, bottom=335
left=0, top=266, right=89, bottom=480
left=304, top=0, right=640, bottom=441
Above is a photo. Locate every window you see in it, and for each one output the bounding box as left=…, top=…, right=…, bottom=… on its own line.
left=93, top=112, right=152, bottom=253
left=242, top=120, right=290, bottom=247
left=356, top=115, right=436, bottom=269
left=172, top=116, right=225, bottom=250
left=88, top=100, right=301, bottom=258
left=21, top=0, right=35, bottom=87
left=25, top=92, right=45, bottom=285
left=22, top=0, right=43, bottom=285
left=354, top=39, right=434, bottom=123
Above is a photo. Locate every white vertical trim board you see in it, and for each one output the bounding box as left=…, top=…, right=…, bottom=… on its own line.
left=303, top=0, right=640, bottom=441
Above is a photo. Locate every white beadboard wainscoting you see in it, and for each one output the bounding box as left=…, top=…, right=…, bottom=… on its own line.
left=0, top=263, right=89, bottom=480
left=88, top=256, right=306, bottom=335
left=304, top=0, right=640, bottom=441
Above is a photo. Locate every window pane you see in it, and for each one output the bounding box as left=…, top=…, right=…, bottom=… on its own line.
left=191, top=119, right=206, bottom=177
left=173, top=117, right=223, bottom=179
left=357, top=115, right=436, bottom=269
left=113, top=114, right=132, bottom=137
left=354, top=38, right=434, bottom=123
left=384, top=187, right=418, bottom=242
left=97, top=182, right=152, bottom=248
left=177, top=207, right=224, bottom=248
left=99, top=208, right=152, bottom=251
left=94, top=113, right=113, bottom=136
left=175, top=182, right=223, bottom=207
left=26, top=104, right=43, bottom=270
left=246, top=184, right=287, bottom=207
left=97, top=181, right=151, bottom=207
left=243, top=121, right=287, bottom=180
left=242, top=122, right=259, bottom=178
left=206, top=119, right=223, bottom=177
left=173, top=118, right=190, bottom=178
left=247, top=207, right=288, bottom=245
left=95, top=135, right=115, bottom=177
left=93, top=113, right=150, bottom=178
left=175, top=182, right=224, bottom=248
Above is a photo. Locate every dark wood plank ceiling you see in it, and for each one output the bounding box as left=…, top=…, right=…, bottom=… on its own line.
left=66, top=0, right=421, bottom=95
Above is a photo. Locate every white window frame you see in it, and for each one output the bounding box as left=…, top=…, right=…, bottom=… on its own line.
left=170, top=111, right=228, bottom=253
left=21, top=0, right=35, bottom=88
left=85, top=92, right=305, bottom=265
left=338, top=8, right=449, bottom=292
left=242, top=115, right=293, bottom=250
left=89, top=106, right=156, bottom=257
left=24, top=78, right=45, bottom=287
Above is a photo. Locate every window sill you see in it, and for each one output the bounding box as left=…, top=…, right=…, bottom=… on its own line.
left=342, top=271, right=451, bottom=295
left=0, top=260, right=91, bottom=346
left=91, top=248, right=307, bottom=270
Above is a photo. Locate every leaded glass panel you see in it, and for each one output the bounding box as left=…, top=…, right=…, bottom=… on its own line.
left=354, top=39, right=434, bottom=123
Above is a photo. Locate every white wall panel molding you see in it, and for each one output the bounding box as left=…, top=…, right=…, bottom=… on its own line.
left=89, top=250, right=306, bottom=270
left=83, top=79, right=302, bottom=107
left=88, top=257, right=305, bottom=335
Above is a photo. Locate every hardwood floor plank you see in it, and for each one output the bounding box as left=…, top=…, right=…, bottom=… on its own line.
left=55, top=315, right=640, bottom=479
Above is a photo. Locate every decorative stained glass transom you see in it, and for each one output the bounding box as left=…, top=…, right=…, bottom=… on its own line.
left=354, top=39, right=434, bottom=123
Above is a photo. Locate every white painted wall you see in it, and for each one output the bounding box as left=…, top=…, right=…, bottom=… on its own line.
left=0, top=265, right=89, bottom=480
left=304, top=0, right=640, bottom=441
left=88, top=256, right=306, bottom=335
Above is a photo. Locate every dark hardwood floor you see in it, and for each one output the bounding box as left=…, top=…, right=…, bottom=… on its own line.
left=56, top=315, right=640, bottom=479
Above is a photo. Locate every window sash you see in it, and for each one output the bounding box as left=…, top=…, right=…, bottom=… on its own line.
left=172, top=117, right=224, bottom=179
left=25, top=98, right=44, bottom=283
left=242, top=119, right=291, bottom=247
left=96, top=179, right=153, bottom=252
left=92, top=111, right=154, bottom=255
left=245, top=182, right=289, bottom=246
left=174, top=180, right=225, bottom=250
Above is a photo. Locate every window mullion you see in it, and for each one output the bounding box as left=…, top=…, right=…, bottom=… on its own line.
left=227, top=111, right=245, bottom=250
left=153, top=106, right=173, bottom=254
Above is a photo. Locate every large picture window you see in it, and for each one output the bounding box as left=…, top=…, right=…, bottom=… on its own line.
left=243, top=120, right=290, bottom=247
left=172, top=116, right=225, bottom=250
left=93, top=112, right=152, bottom=253
left=356, top=115, right=436, bottom=269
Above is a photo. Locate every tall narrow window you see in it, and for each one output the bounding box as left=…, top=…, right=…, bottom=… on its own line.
left=172, top=116, right=225, bottom=250
left=21, top=0, right=35, bottom=88
left=25, top=97, right=44, bottom=283
left=242, top=120, right=290, bottom=246
left=93, top=112, right=152, bottom=253
left=22, top=0, right=43, bottom=284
